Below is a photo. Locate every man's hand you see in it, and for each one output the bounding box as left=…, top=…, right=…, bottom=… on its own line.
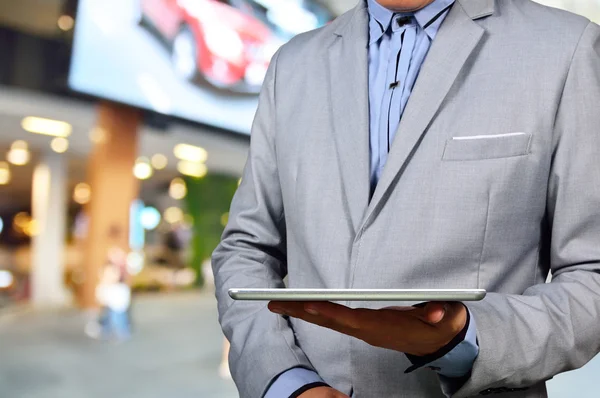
left=268, top=301, right=467, bottom=356
left=298, top=386, right=350, bottom=398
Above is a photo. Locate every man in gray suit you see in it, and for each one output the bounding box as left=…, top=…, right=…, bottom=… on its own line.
left=212, top=0, right=600, bottom=396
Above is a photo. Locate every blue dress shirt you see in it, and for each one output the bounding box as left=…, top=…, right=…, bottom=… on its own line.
left=266, top=0, right=479, bottom=396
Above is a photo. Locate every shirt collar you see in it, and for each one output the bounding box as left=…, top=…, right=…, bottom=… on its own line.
left=367, top=0, right=456, bottom=44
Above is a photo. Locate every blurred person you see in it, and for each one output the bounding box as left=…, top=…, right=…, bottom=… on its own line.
left=164, top=224, right=185, bottom=269
left=106, top=226, right=129, bottom=282
left=95, top=263, right=131, bottom=341
left=212, top=0, right=600, bottom=397
left=86, top=226, right=133, bottom=340
left=162, top=223, right=191, bottom=290
left=106, top=226, right=135, bottom=329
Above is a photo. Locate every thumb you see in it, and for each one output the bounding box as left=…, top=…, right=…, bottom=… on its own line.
left=419, top=302, right=447, bottom=325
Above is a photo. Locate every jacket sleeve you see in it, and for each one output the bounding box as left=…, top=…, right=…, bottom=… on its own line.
left=211, top=49, right=317, bottom=398
left=454, top=22, right=600, bottom=398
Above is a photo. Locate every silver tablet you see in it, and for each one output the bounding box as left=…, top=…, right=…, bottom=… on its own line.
left=228, top=288, right=486, bottom=302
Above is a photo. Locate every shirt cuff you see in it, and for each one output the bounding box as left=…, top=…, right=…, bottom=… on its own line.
left=404, top=305, right=479, bottom=378
left=264, top=367, right=328, bottom=398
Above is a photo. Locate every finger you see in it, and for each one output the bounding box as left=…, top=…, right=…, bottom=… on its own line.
left=268, top=301, right=307, bottom=315
left=268, top=301, right=355, bottom=324
left=304, top=302, right=387, bottom=332
left=417, top=302, right=448, bottom=325
left=382, top=306, right=415, bottom=312
left=300, top=302, right=418, bottom=336
left=303, top=301, right=351, bottom=319
left=442, top=302, right=468, bottom=332
left=286, top=305, right=363, bottom=338
left=270, top=301, right=369, bottom=338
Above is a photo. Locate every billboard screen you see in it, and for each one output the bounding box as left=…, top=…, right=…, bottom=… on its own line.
left=69, top=0, right=332, bottom=134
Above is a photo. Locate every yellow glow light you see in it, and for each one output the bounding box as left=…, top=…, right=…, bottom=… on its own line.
left=13, top=212, right=31, bottom=231
left=177, top=160, right=207, bottom=178
left=164, top=207, right=184, bottom=224
left=133, top=157, right=153, bottom=180
left=173, top=144, right=208, bottom=163
left=7, top=141, right=30, bottom=166
left=57, top=15, right=74, bottom=31
left=73, top=183, right=91, bottom=205
left=169, top=177, right=187, bottom=200
left=151, top=154, right=168, bottom=170
left=0, top=162, right=10, bottom=185
left=51, top=137, right=69, bottom=153
left=24, top=219, right=40, bottom=237
left=21, top=117, right=72, bottom=137
left=89, top=127, right=107, bottom=144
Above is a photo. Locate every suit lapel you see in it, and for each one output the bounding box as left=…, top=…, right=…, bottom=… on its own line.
left=363, top=1, right=487, bottom=227
left=327, top=3, right=371, bottom=234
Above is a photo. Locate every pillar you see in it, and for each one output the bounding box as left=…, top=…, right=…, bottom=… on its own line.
left=31, top=151, right=69, bottom=307
left=81, top=102, right=141, bottom=308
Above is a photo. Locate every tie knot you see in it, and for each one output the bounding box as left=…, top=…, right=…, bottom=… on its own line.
left=396, top=16, right=412, bottom=28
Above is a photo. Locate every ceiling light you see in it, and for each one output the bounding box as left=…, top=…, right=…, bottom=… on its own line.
left=151, top=154, right=168, bottom=170
left=177, top=160, right=207, bottom=178
left=164, top=207, right=184, bottom=224
left=133, top=157, right=153, bottom=180
left=0, top=217, right=3, bottom=234
left=89, top=127, right=108, bottom=144
left=21, top=117, right=72, bottom=137
left=51, top=137, right=69, bottom=153
left=13, top=212, right=31, bottom=235
left=173, top=144, right=208, bottom=163
left=23, top=219, right=40, bottom=237
left=57, top=15, right=75, bottom=31
left=0, top=162, right=10, bottom=185
left=169, top=177, right=187, bottom=200
left=73, top=183, right=91, bottom=205
left=7, top=141, right=30, bottom=166
left=140, top=207, right=161, bottom=230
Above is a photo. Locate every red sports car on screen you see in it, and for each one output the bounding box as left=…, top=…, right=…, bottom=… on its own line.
left=138, top=0, right=279, bottom=93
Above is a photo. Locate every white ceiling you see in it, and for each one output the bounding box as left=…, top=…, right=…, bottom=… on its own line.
left=0, top=85, right=250, bottom=211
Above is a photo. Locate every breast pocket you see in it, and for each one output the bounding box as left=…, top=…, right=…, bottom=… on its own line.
left=442, top=132, right=533, bottom=161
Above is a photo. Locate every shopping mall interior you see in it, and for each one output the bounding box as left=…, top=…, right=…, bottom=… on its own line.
left=0, top=0, right=599, bottom=397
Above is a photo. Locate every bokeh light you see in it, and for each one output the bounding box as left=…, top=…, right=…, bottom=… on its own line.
left=164, top=207, right=184, bottom=224
left=169, top=177, right=187, bottom=200
left=133, top=157, right=153, bottom=180
left=73, top=183, right=91, bottom=205
left=140, top=206, right=161, bottom=230
left=51, top=137, right=69, bottom=153
left=7, top=140, right=30, bottom=166
left=151, top=154, right=168, bottom=170
left=0, top=270, right=14, bottom=289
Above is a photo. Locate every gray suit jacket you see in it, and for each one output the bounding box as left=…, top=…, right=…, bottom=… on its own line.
left=212, top=0, right=600, bottom=396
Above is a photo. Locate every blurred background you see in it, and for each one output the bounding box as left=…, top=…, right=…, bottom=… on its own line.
left=0, top=0, right=598, bottom=397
